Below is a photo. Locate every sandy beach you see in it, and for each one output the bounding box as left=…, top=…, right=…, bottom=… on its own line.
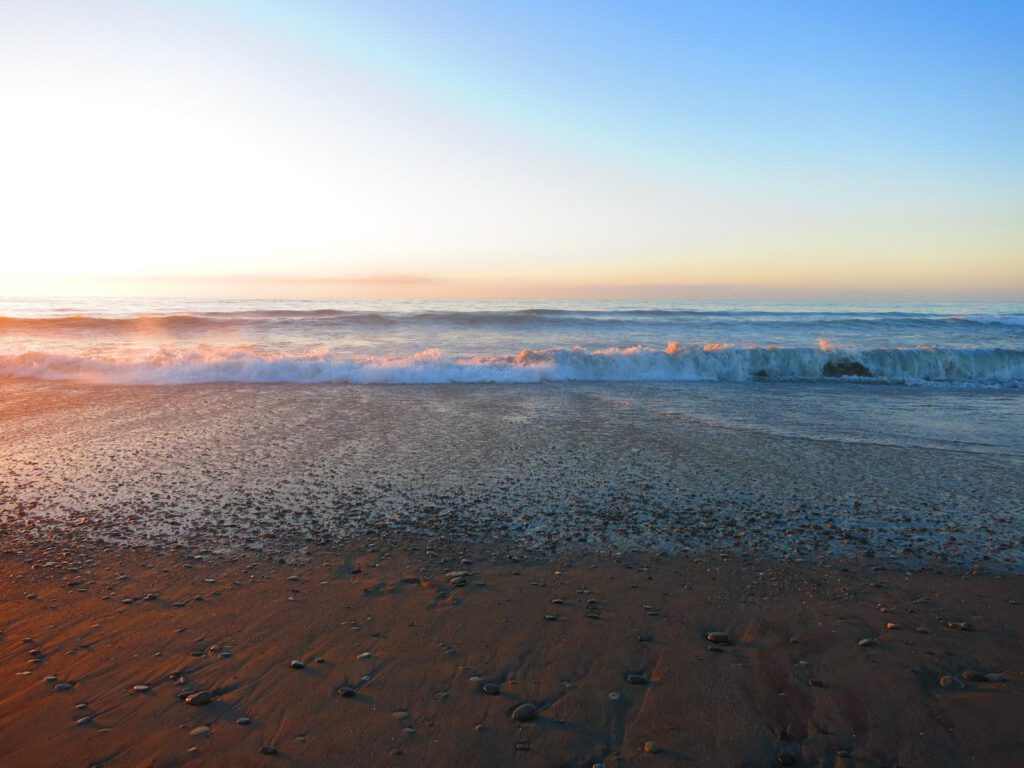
left=1, top=380, right=1022, bottom=766
left=2, top=536, right=1022, bottom=768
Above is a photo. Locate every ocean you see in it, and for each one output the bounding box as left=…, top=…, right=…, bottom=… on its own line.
left=2, top=297, right=1023, bottom=562
left=1, top=298, right=1022, bottom=387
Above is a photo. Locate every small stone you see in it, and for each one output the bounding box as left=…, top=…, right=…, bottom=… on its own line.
left=777, top=754, right=796, bottom=766
left=236, top=717, right=252, bottom=725
left=608, top=691, right=621, bottom=701
left=644, top=741, right=659, bottom=754
left=939, top=675, right=964, bottom=689
left=706, top=631, right=730, bottom=645
left=512, top=703, right=538, bottom=722
left=76, top=716, right=92, bottom=725
left=626, top=673, right=649, bottom=685
left=260, top=745, right=278, bottom=755
left=357, top=652, right=372, bottom=659
left=962, top=669, right=988, bottom=682
left=808, top=678, right=825, bottom=688
left=338, top=686, right=357, bottom=698
left=190, top=726, right=211, bottom=737
left=482, top=683, right=500, bottom=695
left=185, top=690, right=212, bottom=706
left=543, top=614, right=558, bottom=621
left=945, top=621, right=973, bottom=631
left=132, top=684, right=151, bottom=692
left=54, top=682, right=74, bottom=691
left=289, top=659, right=305, bottom=669
left=857, top=637, right=877, bottom=647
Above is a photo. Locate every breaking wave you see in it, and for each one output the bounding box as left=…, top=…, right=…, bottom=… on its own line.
left=1, top=345, right=1022, bottom=387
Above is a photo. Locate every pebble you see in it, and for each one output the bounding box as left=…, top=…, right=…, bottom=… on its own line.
left=338, top=687, right=357, bottom=698
left=482, top=683, right=500, bottom=695
left=778, top=754, right=796, bottom=766
left=626, top=673, right=649, bottom=685
left=76, top=716, right=92, bottom=726
left=706, top=631, right=730, bottom=645
left=185, top=690, right=212, bottom=706
left=260, top=745, right=278, bottom=755
left=512, top=703, right=538, bottom=722
left=132, top=684, right=151, bottom=692
left=55, top=682, right=74, bottom=691
left=857, top=637, right=877, bottom=647
left=190, top=726, right=211, bottom=737
left=289, top=659, right=305, bottom=669
left=939, top=675, right=964, bottom=689
left=236, top=717, right=251, bottom=725
left=644, top=741, right=659, bottom=754
left=357, top=652, right=373, bottom=659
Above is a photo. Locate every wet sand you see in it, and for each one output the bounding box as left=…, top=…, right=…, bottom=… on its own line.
left=1, top=538, right=1022, bottom=767
left=1, top=380, right=1023, bottom=766
left=1, top=381, right=1022, bottom=567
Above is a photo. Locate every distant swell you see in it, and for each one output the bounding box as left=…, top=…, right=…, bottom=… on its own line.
left=3, top=309, right=1023, bottom=333
left=1, top=345, right=1022, bottom=387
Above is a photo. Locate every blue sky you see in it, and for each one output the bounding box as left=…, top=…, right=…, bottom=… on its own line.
left=1, top=0, right=1021, bottom=298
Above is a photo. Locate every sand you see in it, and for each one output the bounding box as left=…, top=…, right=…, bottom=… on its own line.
left=1, top=539, right=1022, bottom=767
left=1, top=380, right=1022, bottom=766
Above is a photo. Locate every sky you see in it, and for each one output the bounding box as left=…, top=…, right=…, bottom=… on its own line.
left=1, top=0, right=1022, bottom=300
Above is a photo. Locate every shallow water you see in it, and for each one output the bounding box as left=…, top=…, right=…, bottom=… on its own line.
left=1, top=379, right=1021, bottom=568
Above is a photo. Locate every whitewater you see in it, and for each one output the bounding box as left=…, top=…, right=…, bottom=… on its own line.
left=1, top=299, right=1022, bottom=387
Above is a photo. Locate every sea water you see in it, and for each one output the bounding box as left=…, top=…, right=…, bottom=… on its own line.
left=1, top=298, right=1022, bottom=387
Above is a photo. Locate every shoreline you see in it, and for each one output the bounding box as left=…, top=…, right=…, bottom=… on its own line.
left=2, top=380, right=1022, bottom=570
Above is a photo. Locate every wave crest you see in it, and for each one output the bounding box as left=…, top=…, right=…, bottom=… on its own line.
left=1, top=345, right=1021, bottom=387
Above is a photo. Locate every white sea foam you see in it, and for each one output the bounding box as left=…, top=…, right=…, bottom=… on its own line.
left=2, top=345, right=1022, bottom=387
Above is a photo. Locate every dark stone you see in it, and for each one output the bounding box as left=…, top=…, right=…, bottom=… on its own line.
left=512, top=703, right=538, bottom=722
left=822, top=359, right=871, bottom=378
